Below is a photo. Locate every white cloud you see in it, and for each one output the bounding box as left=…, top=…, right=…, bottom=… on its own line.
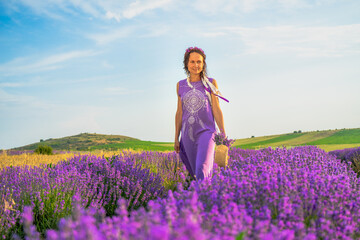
left=277, top=0, right=311, bottom=9
left=4, top=0, right=322, bottom=22
left=105, top=11, right=121, bottom=22
left=241, top=0, right=266, bottom=12
left=102, top=87, right=144, bottom=96
left=87, top=27, right=134, bottom=45
left=139, top=24, right=170, bottom=38
left=0, top=50, right=100, bottom=76
left=87, top=23, right=169, bottom=44
left=222, top=24, right=360, bottom=57
left=0, top=88, right=52, bottom=109
left=102, top=87, right=128, bottom=95
left=5, top=0, right=173, bottom=21
left=103, top=0, right=174, bottom=21
left=200, top=31, right=227, bottom=38
left=185, top=0, right=315, bottom=14
left=0, top=82, right=25, bottom=88
left=102, top=61, right=114, bottom=69
left=122, top=0, right=172, bottom=19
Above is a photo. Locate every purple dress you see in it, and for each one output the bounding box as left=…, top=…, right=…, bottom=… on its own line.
left=178, top=78, right=216, bottom=180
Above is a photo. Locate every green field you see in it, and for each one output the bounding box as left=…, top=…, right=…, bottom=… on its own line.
left=10, top=128, right=360, bottom=152
left=236, top=133, right=306, bottom=149
left=90, top=140, right=174, bottom=152
left=234, top=128, right=360, bottom=151
left=305, top=128, right=360, bottom=145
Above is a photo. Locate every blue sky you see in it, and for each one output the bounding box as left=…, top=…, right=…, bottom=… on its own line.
left=1, top=0, right=360, bottom=149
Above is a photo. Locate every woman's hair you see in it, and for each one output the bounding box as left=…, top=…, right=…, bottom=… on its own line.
left=183, top=47, right=208, bottom=79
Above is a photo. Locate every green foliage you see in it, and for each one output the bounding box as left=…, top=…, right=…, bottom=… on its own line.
left=304, top=214, right=318, bottom=228
left=235, top=232, right=246, bottom=240
left=32, top=190, right=73, bottom=237
left=34, top=145, right=53, bottom=155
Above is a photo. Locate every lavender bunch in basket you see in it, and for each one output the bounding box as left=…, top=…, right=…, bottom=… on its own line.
left=213, top=132, right=235, bottom=148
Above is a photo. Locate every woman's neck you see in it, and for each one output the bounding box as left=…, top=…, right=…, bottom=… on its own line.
left=189, top=74, right=201, bottom=82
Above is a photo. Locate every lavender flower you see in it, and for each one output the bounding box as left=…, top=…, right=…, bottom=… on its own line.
left=213, top=132, right=235, bottom=148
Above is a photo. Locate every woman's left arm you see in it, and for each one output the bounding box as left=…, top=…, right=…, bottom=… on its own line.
left=211, top=79, right=226, bottom=136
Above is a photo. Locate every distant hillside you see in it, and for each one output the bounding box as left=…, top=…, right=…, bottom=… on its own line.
left=234, top=128, right=360, bottom=152
left=12, top=133, right=175, bottom=152
left=13, top=133, right=134, bottom=151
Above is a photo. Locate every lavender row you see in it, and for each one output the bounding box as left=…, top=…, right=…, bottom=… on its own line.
left=1, top=152, right=183, bottom=238
left=17, top=146, right=360, bottom=239
left=329, top=146, right=360, bottom=177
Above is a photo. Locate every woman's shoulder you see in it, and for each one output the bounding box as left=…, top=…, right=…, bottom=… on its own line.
left=207, top=77, right=215, bottom=83
left=207, top=77, right=219, bottom=88
left=177, top=78, right=187, bottom=86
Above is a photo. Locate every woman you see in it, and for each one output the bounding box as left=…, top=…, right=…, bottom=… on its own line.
left=174, top=47, right=228, bottom=181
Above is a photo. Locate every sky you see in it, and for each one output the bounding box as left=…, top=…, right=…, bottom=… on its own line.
left=0, top=0, right=360, bottom=149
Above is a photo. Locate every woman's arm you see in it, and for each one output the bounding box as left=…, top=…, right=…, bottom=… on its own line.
left=211, top=79, right=226, bottom=136
left=174, top=82, right=182, bottom=153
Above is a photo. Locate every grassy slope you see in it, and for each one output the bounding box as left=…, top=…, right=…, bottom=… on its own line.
left=234, top=130, right=338, bottom=146
left=235, top=133, right=306, bottom=149
left=234, top=128, right=360, bottom=151
left=14, top=133, right=140, bottom=151
left=233, top=135, right=281, bottom=145
left=305, top=129, right=360, bottom=145
left=315, top=144, right=360, bottom=152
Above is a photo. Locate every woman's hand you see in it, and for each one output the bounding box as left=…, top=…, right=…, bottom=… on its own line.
left=174, top=139, right=180, bottom=153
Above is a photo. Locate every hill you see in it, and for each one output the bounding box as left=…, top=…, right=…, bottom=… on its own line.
left=13, top=133, right=173, bottom=152
left=234, top=128, right=360, bottom=151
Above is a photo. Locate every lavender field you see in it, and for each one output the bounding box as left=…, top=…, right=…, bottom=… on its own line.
left=1, top=146, right=360, bottom=239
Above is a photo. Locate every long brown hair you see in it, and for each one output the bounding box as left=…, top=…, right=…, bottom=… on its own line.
left=183, top=47, right=208, bottom=80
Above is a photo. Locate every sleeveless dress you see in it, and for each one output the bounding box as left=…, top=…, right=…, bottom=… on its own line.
left=178, top=78, right=216, bottom=180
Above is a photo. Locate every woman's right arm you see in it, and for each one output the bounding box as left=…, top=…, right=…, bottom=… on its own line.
left=174, top=82, right=182, bottom=153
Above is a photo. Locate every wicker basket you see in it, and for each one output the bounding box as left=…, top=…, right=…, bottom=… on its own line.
left=214, top=144, right=229, bottom=168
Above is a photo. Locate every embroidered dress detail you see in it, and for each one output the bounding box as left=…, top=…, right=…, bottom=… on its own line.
left=188, top=116, right=195, bottom=124
left=183, top=88, right=206, bottom=113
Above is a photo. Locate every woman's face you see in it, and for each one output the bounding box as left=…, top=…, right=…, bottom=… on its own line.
left=187, top=52, right=204, bottom=76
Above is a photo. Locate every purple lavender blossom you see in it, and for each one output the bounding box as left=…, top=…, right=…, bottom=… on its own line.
left=2, top=146, right=360, bottom=239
